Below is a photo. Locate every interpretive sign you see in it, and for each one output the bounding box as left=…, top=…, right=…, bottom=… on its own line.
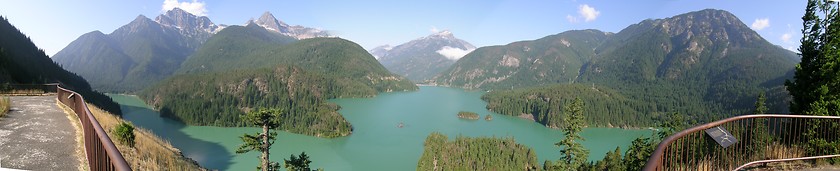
left=705, top=126, right=737, bottom=148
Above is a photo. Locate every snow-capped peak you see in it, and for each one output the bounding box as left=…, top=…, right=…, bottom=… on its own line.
left=369, top=45, right=393, bottom=60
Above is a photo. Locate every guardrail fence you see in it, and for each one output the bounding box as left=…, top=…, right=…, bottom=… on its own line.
left=56, top=85, right=131, bottom=171
left=644, top=114, right=840, bottom=171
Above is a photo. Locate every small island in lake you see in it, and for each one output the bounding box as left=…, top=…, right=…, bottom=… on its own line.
left=485, top=114, right=493, bottom=121
left=457, top=111, right=480, bottom=120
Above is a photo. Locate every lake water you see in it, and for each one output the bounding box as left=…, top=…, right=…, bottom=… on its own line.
left=110, top=86, right=653, bottom=170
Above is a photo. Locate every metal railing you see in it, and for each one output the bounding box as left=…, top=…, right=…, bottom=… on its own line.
left=56, top=85, right=131, bottom=171
left=644, top=114, right=840, bottom=171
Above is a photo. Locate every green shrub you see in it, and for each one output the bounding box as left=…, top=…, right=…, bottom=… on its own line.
left=113, top=122, right=136, bottom=148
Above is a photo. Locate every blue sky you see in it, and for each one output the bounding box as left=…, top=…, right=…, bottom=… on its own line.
left=0, top=0, right=805, bottom=56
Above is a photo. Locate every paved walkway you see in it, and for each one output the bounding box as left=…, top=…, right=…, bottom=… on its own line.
left=0, top=96, right=80, bottom=170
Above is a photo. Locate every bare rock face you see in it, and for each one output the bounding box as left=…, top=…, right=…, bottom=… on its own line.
left=155, top=8, right=222, bottom=43
left=247, top=12, right=331, bottom=39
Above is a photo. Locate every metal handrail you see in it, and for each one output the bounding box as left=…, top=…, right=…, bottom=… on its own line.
left=56, top=85, right=131, bottom=171
left=643, top=114, right=840, bottom=171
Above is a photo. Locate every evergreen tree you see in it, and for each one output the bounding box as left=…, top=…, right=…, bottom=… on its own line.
left=594, top=147, right=624, bottom=171
left=787, top=0, right=840, bottom=163
left=657, top=112, right=686, bottom=140
left=554, top=98, right=589, bottom=170
left=622, top=137, right=655, bottom=171
left=754, top=91, right=769, bottom=114
left=786, top=0, right=840, bottom=117
left=236, top=108, right=283, bottom=171
left=605, top=147, right=624, bottom=171
left=750, top=92, right=772, bottom=160
left=285, top=152, right=322, bottom=171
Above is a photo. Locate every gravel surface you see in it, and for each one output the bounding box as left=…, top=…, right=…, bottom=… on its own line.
left=0, top=96, right=79, bottom=170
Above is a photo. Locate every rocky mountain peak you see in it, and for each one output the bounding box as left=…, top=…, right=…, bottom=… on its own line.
left=426, top=30, right=456, bottom=39
left=252, top=11, right=290, bottom=32
left=130, top=15, right=154, bottom=24
left=374, top=30, right=476, bottom=81
left=245, top=11, right=331, bottom=39
left=155, top=7, right=221, bottom=34
left=655, top=9, right=761, bottom=46
left=435, top=30, right=453, bottom=37
left=120, top=15, right=158, bottom=33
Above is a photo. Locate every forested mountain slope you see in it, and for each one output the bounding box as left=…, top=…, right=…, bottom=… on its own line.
left=439, top=9, right=798, bottom=128
left=432, top=29, right=610, bottom=89
left=53, top=8, right=214, bottom=92
left=141, top=25, right=416, bottom=137
left=0, top=16, right=121, bottom=113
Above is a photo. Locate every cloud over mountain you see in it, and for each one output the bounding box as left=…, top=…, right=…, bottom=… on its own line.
left=751, top=18, right=770, bottom=30
left=579, top=4, right=600, bottom=22
left=567, top=4, right=600, bottom=23
left=162, top=0, right=208, bottom=16
left=436, top=46, right=475, bottom=60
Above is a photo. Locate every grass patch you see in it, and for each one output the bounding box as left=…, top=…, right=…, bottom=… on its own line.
left=0, top=89, right=47, bottom=96
left=1, top=96, right=9, bottom=118
left=85, top=103, right=206, bottom=171
left=57, top=100, right=89, bottom=171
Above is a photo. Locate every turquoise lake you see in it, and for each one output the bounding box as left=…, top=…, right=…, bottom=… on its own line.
left=110, top=86, right=653, bottom=170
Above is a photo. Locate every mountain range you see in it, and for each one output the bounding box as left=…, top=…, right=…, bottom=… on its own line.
left=48, top=8, right=800, bottom=130
left=52, top=8, right=331, bottom=92
left=435, top=9, right=798, bottom=127
left=371, top=30, right=475, bottom=82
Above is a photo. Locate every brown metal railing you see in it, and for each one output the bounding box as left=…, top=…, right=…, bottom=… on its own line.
left=56, top=85, right=131, bottom=171
left=644, top=114, right=840, bottom=171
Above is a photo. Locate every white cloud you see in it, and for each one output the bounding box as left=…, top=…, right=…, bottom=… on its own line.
left=578, top=4, right=600, bottom=22
left=566, top=15, right=579, bottom=23
left=567, top=4, right=599, bottom=23
left=781, top=33, right=792, bottom=43
left=430, top=26, right=440, bottom=33
left=436, top=46, right=475, bottom=60
left=751, top=18, right=770, bottom=31
left=786, top=46, right=797, bottom=52
left=162, top=0, right=208, bottom=16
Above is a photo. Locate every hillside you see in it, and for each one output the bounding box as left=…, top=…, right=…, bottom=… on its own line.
left=142, top=25, right=415, bottom=137
left=438, top=9, right=798, bottom=127
left=482, top=84, right=648, bottom=128
left=52, top=8, right=213, bottom=92
left=374, top=31, right=476, bottom=82
left=579, top=9, right=797, bottom=116
left=175, top=25, right=415, bottom=92
left=0, top=16, right=121, bottom=113
left=176, top=24, right=297, bottom=74
left=432, top=29, right=610, bottom=89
